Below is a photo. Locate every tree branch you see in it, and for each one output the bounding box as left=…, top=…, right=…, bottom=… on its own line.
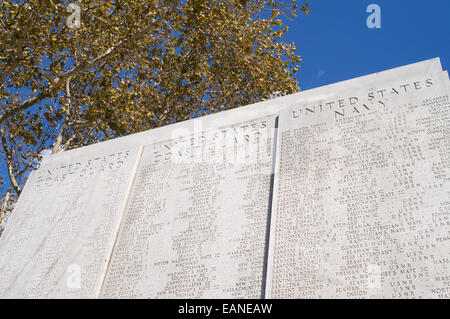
left=0, top=25, right=158, bottom=125
left=0, top=87, right=52, bottom=124
left=0, top=125, right=21, bottom=195
left=52, top=77, right=72, bottom=154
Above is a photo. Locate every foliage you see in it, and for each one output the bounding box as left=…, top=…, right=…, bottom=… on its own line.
left=0, top=0, right=308, bottom=225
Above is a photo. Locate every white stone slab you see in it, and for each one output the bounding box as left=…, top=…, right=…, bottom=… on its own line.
left=0, top=146, right=143, bottom=298
left=266, top=72, right=450, bottom=298
left=100, top=116, right=277, bottom=298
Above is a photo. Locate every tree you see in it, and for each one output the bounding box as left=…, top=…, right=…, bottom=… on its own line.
left=0, top=0, right=309, bottom=228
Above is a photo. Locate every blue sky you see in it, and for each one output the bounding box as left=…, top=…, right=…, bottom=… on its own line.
left=287, top=0, right=450, bottom=90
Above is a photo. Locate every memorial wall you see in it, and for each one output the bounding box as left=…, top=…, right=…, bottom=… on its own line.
left=0, top=58, right=448, bottom=298
left=266, top=72, right=450, bottom=299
